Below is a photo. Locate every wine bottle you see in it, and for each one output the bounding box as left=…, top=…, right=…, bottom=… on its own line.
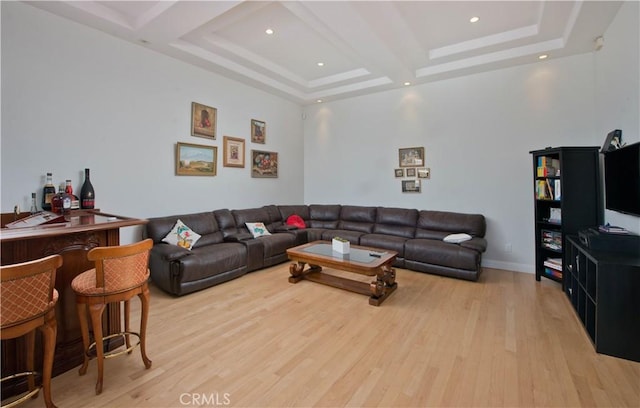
left=80, top=168, right=95, bottom=209
left=42, top=172, right=55, bottom=211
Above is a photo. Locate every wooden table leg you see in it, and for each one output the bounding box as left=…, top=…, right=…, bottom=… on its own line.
left=369, top=264, right=397, bottom=306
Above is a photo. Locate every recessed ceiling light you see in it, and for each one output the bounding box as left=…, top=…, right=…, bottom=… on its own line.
left=403, top=82, right=411, bottom=86
left=470, top=16, right=480, bottom=23
left=316, top=99, right=323, bottom=103
left=317, top=62, right=325, bottom=67
left=538, top=54, right=548, bottom=60
left=265, top=28, right=274, bottom=35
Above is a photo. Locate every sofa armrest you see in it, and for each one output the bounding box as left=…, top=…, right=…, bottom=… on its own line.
left=224, top=232, right=253, bottom=242
left=152, top=243, right=192, bottom=261
left=460, top=237, right=488, bottom=253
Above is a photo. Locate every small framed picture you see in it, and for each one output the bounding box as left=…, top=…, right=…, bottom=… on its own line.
left=406, top=168, right=416, bottom=177
left=251, top=150, right=278, bottom=178
left=176, top=142, right=217, bottom=176
left=223, top=136, right=245, bottom=168
left=394, top=169, right=404, bottom=178
left=251, top=119, right=266, bottom=144
left=191, top=102, right=217, bottom=139
left=402, top=179, right=421, bottom=193
left=399, top=147, right=425, bottom=167
left=417, top=168, right=431, bottom=179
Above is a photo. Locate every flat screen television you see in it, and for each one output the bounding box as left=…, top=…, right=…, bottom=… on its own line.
left=604, top=141, right=640, bottom=216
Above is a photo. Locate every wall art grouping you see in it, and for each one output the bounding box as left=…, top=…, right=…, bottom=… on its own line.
left=396, top=146, right=429, bottom=192
left=177, top=102, right=277, bottom=177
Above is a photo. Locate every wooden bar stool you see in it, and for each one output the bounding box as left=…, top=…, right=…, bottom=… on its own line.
left=71, top=239, right=153, bottom=395
left=1, top=255, right=62, bottom=408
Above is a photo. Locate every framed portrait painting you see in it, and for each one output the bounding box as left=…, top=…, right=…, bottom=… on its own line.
left=398, top=147, right=425, bottom=167
left=251, top=150, right=278, bottom=178
left=191, top=102, right=217, bottom=139
left=223, top=136, right=245, bottom=168
left=176, top=142, right=217, bottom=176
left=251, top=119, right=266, bottom=144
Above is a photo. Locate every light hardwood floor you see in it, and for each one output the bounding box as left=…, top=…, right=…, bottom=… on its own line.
left=16, top=265, right=640, bottom=407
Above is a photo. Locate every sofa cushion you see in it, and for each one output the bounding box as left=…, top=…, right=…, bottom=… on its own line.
left=232, top=208, right=271, bottom=230
left=373, top=207, right=418, bottom=238
left=359, top=234, right=408, bottom=257
left=147, top=212, right=223, bottom=248
left=309, top=204, right=341, bottom=229
left=338, top=206, right=376, bottom=233
left=415, top=210, right=486, bottom=237
left=286, top=215, right=306, bottom=229
left=162, top=219, right=202, bottom=250
left=278, top=205, right=310, bottom=227
left=179, top=242, right=247, bottom=283
left=321, top=229, right=365, bottom=244
left=245, top=222, right=272, bottom=238
left=405, top=239, right=479, bottom=271
left=260, top=233, right=297, bottom=258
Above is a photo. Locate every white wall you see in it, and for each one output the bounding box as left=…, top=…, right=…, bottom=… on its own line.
left=1, top=2, right=304, bottom=242
left=595, top=1, right=640, bottom=234
left=304, top=55, right=600, bottom=273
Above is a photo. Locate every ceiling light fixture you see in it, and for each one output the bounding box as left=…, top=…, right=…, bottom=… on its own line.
left=265, top=28, right=274, bottom=35
left=317, top=62, right=324, bottom=67
left=538, top=54, right=548, bottom=60
left=316, top=99, right=323, bottom=103
left=470, top=16, right=480, bottom=23
left=404, top=82, right=411, bottom=86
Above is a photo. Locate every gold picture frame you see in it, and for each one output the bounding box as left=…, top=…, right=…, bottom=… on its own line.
left=251, top=119, right=266, bottom=144
left=223, top=136, right=245, bottom=168
left=176, top=142, right=217, bottom=176
left=251, top=150, right=278, bottom=178
left=399, top=147, right=425, bottom=167
left=191, top=102, right=217, bottom=139
left=417, top=168, right=431, bottom=179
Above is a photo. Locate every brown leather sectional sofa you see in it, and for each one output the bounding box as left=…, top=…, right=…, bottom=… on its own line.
left=145, top=205, right=487, bottom=296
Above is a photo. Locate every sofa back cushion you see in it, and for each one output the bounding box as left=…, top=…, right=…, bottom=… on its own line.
left=415, top=210, right=486, bottom=239
left=309, top=204, right=341, bottom=229
left=213, top=209, right=237, bottom=237
left=277, top=205, right=310, bottom=226
left=338, top=205, right=376, bottom=233
left=262, top=205, right=284, bottom=230
left=146, top=212, right=223, bottom=248
left=373, top=207, right=418, bottom=238
left=232, top=208, right=272, bottom=233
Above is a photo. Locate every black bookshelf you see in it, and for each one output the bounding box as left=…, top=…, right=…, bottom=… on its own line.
left=530, top=146, right=603, bottom=285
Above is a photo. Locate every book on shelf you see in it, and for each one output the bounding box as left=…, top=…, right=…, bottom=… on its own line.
left=543, top=267, right=562, bottom=279
left=549, top=207, right=562, bottom=223
left=541, top=230, right=562, bottom=251
left=598, top=224, right=629, bottom=234
left=544, top=258, right=562, bottom=270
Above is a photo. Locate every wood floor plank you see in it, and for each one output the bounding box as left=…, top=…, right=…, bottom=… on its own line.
left=12, top=265, right=640, bottom=407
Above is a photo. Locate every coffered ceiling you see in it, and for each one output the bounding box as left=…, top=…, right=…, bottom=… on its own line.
left=25, top=1, right=623, bottom=105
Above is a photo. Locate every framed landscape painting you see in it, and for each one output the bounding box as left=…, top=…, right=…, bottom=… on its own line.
left=191, top=102, right=217, bottom=139
left=223, top=136, right=245, bottom=168
left=398, top=147, right=425, bottom=167
left=251, top=150, right=277, bottom=178
left=176, top=142, right=217, bottom=176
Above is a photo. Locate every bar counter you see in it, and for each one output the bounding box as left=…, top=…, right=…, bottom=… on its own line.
left=1, top=210, right=147, bottom=397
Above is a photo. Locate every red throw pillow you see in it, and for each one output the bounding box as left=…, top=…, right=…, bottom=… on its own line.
left=286, top=214, right=306, bottom=229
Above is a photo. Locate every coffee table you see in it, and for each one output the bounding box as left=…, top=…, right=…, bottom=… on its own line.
left=286, top=241, right=398, bottom=306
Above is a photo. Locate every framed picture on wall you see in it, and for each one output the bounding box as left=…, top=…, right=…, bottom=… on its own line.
left=394, top=168, right=404, bottom=178
left=417, top=168, right=431, bottom=179
left=398, top=147, right=425, bottom=167
left=223, top=136, right=245, bottom=168
left=251, top=119, right=266, bottom=144
left=402, top=179, right=421, bottom=193
left=251, top=150, right=278, bottom=178
left=176, top=142, right=217, bottom=176
left=191, top=102, right=217, bottom=139
left=406, top=168, right=416, bottom=177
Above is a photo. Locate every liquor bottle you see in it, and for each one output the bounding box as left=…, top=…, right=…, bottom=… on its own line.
left=65, top=179, right=80, bottom=209
left=42, top=172, right=56, bottom=211
left=30, top=192, right=38, bottom=214
left=51, top=184, right=72, bottom=215
left=80, top=168, right=95, bottom=209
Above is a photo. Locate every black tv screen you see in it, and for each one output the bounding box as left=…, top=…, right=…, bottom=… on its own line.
left=604, top=141, right=640, bottom=216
